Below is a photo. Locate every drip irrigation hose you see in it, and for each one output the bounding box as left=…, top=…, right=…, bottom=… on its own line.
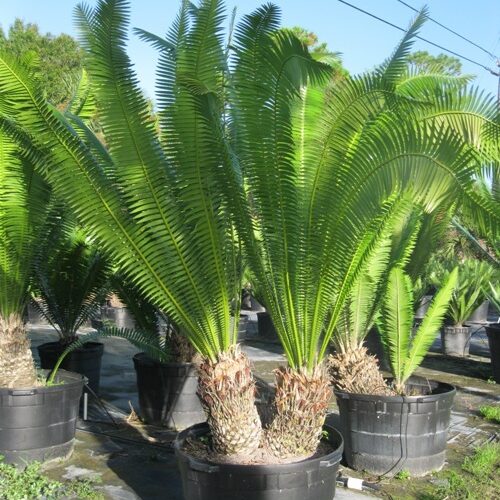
left=336, top=474, right=381, bottom=492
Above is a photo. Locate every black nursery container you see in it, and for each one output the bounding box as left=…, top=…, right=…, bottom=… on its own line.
left=175, top=423, right=343, bottom=500
left=335, top=377, right=455, bottom=476
left=133, top=353, right=205, bottom=430
left=486, top=324, right=500, bottom=383
left=0, top=370, right=84, bottom=465
left=38, top=341, right=104, bottom=394
left=256, top=311, right=278, bottom=340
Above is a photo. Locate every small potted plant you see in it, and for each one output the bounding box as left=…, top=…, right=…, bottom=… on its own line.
left=335, top=266, right=458, bottom=476
left=33, top=215, right=111, bottom=394
left=485, top=282, right=500, bottom=383
left=430, top=258, right=494, bottom=356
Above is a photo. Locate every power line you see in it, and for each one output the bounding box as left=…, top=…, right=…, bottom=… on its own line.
left=337, top=0, right=500, bottom=76
left=396, top=0, right=499, bottom=60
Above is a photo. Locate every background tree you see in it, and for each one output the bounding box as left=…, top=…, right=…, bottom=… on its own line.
left=289, top=26, right=348, bottom=80
left=407, top=50, right=463, bottom=76
left=0, top=19, right=82, bottom=107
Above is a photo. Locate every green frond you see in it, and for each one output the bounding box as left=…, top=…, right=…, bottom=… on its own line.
left=0, top=123, right=50, bottom=317
left=402, top=267, right=458, bottom=383
left=379, top=267, right=414, bottom=384
left=47, top=326, right=170, bottom=385
left=32, top=212, right=111, bottom=340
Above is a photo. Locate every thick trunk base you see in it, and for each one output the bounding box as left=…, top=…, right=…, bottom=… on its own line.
left=329, top=346, right=391, bottom=396
left=197, top=346, right=261, bottom=456
left=265, top=364, right=331, bottom=458
left=0, top=314, right=37, bottom=388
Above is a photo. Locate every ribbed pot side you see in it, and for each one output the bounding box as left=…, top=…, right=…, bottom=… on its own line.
left=335, top=378, right=456, bottom=477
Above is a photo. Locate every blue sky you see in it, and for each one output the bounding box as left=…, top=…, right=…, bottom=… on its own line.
left=1, top=0, right=499, bottom=100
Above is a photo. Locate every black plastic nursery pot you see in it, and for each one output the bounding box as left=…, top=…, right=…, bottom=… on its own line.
left=441, top=325, right=470, bottom=357
left=133, top=353, right=205, bottom=430
left=256, top=311, right=278, bottom=341
left=486, top=323, right=500, bottom=384
left=175, top=423, right=344, bottom=500
left=364, top=328, right=390, bottom=372
left=38, top=341, right=104, bottom=394
left=0, top=369, right=84, bottom=465
left=335, top=377, right=456, bottom=477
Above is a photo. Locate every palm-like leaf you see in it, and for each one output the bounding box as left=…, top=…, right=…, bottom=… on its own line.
left=0, top=0, right=240, bottom=360
left=0, top=126, right=50, bottom=317
left=379, top=267, right=414, bottom=382
left=47, top=326, right=170, bottom=385
left=429, top=258, right=495, bottom=325
left=228, top=7, right=499, bottom=371
left=402, top=267, right=458, bottom=383
left=31, top=212, right=111, bottom=341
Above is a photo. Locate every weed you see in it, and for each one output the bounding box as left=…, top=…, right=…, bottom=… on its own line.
left=462, top=442, right=499, bottom=477
left=395, top=469, right=411, bottom=480
left=479, top=405, right=500, bottom=424
left=424, top=442, right=500, bottom=499
left=0, top=458, right=103, bottom=499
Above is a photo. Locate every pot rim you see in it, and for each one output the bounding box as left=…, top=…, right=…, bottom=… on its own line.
left=174, top=422, right=343, bottom=474
left=0, top=369, right=84, bottom=395
left=38, top=340, right=104, bottom=351
left=133, top=352, right=196, bottom=369
left=334, top=377, right=456, bottom=403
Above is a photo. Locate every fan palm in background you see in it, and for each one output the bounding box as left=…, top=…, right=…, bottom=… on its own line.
left=0, top=124, right=50, bottom=388
left=226, top=6, right=499, bottom=456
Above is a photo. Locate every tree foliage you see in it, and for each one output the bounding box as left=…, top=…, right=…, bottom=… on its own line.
left=407, top=50, right=463, bottom=76
left=0, top=19, right=83, bottom=106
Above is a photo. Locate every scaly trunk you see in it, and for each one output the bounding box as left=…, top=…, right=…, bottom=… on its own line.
left=329, top=346, right=391, bottom=395
left=197, top=346, right=262, bottom=456
left=0, top=313, right=38, bottom=388
left=265, top=363, right=331, bottom=458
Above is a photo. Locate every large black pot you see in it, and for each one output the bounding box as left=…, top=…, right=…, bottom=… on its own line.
left=256, top=311, right=278, bottom=341
left=486, top=323, right=500, bottom=383
left=0, top=369, right=84, bottom=465
left=38, top=341, right=104, bottom=394
left=175, top=422, right=343, bottom=500
left=335, top=377, right=456, bottom=476
left=133, top=353, right=205, bottom=430
left=441, top=325, right=470, bottom=357
left=364, top=328, right=390, bottom=372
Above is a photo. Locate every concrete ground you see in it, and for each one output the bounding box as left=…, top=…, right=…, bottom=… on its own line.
left=27, top=316, right=499, bottom=500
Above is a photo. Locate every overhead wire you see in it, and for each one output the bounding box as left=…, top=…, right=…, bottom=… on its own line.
left=337, top=0, right=500, bottom=76
left=396, top=0, right=499, bottom=60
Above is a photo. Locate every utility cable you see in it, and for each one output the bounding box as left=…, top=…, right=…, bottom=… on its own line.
left=337, top=0, right=500, bottom=76
left=396, top=0, right=499, bottom=60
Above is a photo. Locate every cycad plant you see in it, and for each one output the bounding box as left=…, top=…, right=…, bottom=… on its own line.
left=1, top=0, right=499, bottom=462
left=0, top=0, right=263, bottom=457
left=330, top=198, right=422, bottom=395
left=227, top=6, right=499, bottom=457
left=0, top=125, right=50, bottom=388
left=378, top=266, right=458, bottom=394
left=32, top=212, right=111, bottom=344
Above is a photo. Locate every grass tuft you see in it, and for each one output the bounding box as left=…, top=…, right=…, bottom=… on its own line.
left=479, top=405, right=500, bottom=424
